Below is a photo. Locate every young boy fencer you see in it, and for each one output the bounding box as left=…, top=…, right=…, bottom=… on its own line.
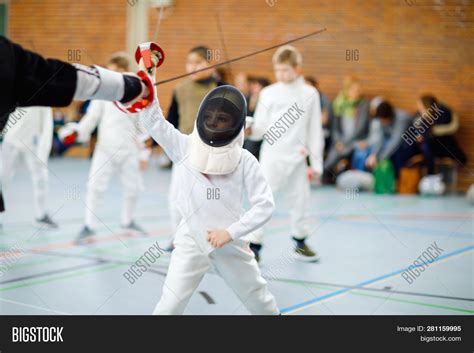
left=2, top=106, right=58, bottom=227
left=139, top=83, right=279, bottom=315
left=59, top=53, right=151, bottom=242
left=246, top=45, right=324, bottom=262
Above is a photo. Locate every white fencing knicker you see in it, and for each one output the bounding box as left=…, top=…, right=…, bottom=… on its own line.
left=153, top=230, right=278, bottom=315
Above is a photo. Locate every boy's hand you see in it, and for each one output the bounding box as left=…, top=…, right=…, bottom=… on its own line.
left=207, top=229, right=232, bottom=248
left=365, top=154, right=377, bottom=169
left=307, top=167, right=315, bottom=181
left=139, top=160, right=149, bottom=171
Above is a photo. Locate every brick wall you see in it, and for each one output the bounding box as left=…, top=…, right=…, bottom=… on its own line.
left=8, top=0, right=473, bottom=189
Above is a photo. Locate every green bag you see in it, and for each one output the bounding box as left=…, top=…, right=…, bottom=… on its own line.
left=374, top=159, right=395, bottom=194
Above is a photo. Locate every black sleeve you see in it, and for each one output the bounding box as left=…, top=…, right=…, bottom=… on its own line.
left=0, top=36, right=77, bottom=130
left=0, top=192, right=4, bottom=212
left=167, top=92, right=180, bottom=129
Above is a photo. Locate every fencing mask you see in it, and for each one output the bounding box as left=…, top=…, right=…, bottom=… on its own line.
left=187, top=85, right=247, bottom=175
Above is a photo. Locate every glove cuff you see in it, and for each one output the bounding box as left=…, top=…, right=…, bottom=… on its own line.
left=90, top=65, right=125, bottom=101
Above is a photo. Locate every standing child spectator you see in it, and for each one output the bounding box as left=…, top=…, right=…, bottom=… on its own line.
left=246, top=45, right=324, bottom=262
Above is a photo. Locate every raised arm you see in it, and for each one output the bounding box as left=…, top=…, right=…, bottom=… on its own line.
left=139, top=95, right=188, bottom=164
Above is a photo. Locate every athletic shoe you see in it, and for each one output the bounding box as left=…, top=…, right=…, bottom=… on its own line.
left=36, top=214, right=58, bottom=229
left=294, top=242, right=320, bottom=262
left=77, top=226, right=95, bottom=244
left=122, top=221, right=147, bottom=235
left=159, top=237, right=175, bottom=252
left=249, top=242, right=262, bottom=263
left=163, top=243, right=175, bottom=252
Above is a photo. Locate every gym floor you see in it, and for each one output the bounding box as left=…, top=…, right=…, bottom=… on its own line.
left=1, top=157, right=472, bottom=315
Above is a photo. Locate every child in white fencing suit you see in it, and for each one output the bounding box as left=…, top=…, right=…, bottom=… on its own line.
left=59, top=53, right=151, bottom=241
left=2, top=106, right=57, bottom=227
left=140, top=84, right=279, bottom=315
left=247, top=45, right=324, bottom=262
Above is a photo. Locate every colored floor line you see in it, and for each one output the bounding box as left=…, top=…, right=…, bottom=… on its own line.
left=352, top=291, right=474, bottom=314
left=1, top=215, right=470, bottom=275
left=0, top=226, right=170, bottom=251
left=0, top=230, right=169, bottom=259
left=280, top=244, right=474, bottom=314
left=340, top=214, right=473, bottom=221
left=1, top=223, right=471, bottom=296
left=0, top=192, right=370, bottom=238
left=0, top=262, right=122, bottom=292
left=0, top=261, right=105, bottom=285
left=2, top=205, right=470, bottom=257
left=2, top=259, right=470, bottom=314
left=273, top=278, right=474, bottom=302
left=280, top=280, right=473, bottom=314
left=1, top=213, right=172, bottom=230
left=0, top=218, right=172, bottom=241
left=0, top=249, right=169, bottom=287
left=31, top=249, right=170, bottom=274
left=1, top=244, right=471, bottom=313
left=336, top=219, right=472, bottom=238
left=0, top=221, right=293, bottom=261
left=0, top=297, right=71, bottom=315
left=0, top=226, right=293, bottom=289
left=0, top=238, right=171, bottom=271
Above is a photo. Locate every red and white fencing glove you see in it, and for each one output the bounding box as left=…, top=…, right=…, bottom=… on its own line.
left=58, top=122, right=79, bottom=145
left=114, top=42, right=164, bottom=113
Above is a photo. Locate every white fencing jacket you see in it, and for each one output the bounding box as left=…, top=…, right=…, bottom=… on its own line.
left=250, top=76, right=324, bottom=187
left=140, top=98, right=275, bottom=254
left=3, top=106, right=53, bottom=163
left=76, top=100, right=150, bottom=160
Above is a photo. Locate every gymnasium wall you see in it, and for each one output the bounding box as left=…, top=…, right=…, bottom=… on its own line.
left=7, top=0, right=473, bottom=189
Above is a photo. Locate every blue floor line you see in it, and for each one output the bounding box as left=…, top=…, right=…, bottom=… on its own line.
left=334, top=220, right=473, bottom=238
left=280, top=244, right=474, bottom=313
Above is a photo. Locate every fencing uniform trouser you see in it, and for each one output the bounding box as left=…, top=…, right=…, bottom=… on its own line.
left=249, top=161, right=311, bottom=245
left=2, top=143, right=48, bottom=219
left=153, top=233, right=279, bottom=315
left=85, top=148, right=143, bottom=229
